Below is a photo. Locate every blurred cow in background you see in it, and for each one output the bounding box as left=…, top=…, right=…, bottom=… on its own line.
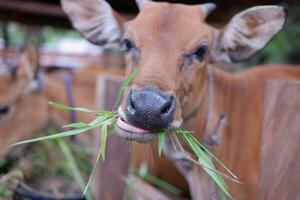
left=0, top=45, right=48, bottom=157
left=0, top=44, right=123, bottom=158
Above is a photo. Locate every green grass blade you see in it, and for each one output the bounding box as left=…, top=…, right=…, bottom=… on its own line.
left=88, top=115, right=115, bottom=127
left=183, top=134, right=229, bottom=197
left=142, top=174, right=182, bottom=196
left=190, top=134, right=238, bottom=179
left=82, top=118, right=117, bottom=197
left=11, top=127, right=91, bottom=147
left=179, top=127, right=237, bottom=180
left=114, top=65, right=143, bottom=109
left=49, top=101, right=96, bottom=113
left=100, top=125, right=108, bottom=160
left=11, top=115, right=117, bottom=147
left=63, top=122, right=90, bottom=129
left=182, top=132, right=232, bottom=199
left=157, top=132, right=165, bottom=156
left=57, top=139, right=93, bottom=200
left=138, top=162, right=148, bottom=178
left=133, top=162, right=182, bottom=197
left=83, top=141, right=103, bottom=196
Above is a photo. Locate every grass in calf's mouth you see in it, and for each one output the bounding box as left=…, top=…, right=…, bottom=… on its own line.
left=11, top=65, right=238, bottom=199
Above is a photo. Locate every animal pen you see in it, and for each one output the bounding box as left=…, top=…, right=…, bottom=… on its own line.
left=0, top=0, right=300, bottom=200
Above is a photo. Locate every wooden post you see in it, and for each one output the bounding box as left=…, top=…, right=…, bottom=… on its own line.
left=93, top=74, right=130, bottom=200
left=259, top=80, right=300, bottom=200
left=126, top=175, right=174, bottom=200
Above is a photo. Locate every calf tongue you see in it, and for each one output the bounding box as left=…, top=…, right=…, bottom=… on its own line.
left=117, top=118, right=149, bottom=134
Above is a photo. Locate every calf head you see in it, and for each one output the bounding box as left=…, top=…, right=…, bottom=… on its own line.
left=0, top=45, right=41, bottom=122
left=63, top=0, right=287, bottom=142
left=0, top=45, right=46, bottom=156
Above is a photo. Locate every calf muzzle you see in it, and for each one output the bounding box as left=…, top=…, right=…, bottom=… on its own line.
left=125, top=87, right=176, bottom=130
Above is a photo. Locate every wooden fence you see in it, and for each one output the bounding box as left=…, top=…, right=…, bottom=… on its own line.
left=93, top=76, right=300, bottom=199
left=259, top=80, right=300, bottom=200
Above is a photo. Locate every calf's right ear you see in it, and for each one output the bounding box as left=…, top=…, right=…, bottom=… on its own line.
left=61, top=0, right=125, bottom=46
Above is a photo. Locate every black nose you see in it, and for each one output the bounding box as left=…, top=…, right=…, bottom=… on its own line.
left=125, top=87, right=176, bottom=130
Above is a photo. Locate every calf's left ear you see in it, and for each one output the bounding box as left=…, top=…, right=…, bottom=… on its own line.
left=18, top=44, right=43, bottom=92
left=211, top=6, right=288, bottom=63
left=18, top=44, right=39, bottom=81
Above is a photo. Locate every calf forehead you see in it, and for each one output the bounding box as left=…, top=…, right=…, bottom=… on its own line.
left=129, top=3, right=209, bottom=50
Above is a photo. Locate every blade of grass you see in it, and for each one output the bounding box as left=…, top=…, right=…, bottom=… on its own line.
left=100, top=125, right=108, bottom=160
left=182, top=154, right=241, bottom=183
left=190, top=134, right=238, bottom=179
left=183, top=134, right=228, bottom=199
left=63, top=122, right=90, bottom=129
left=82, top=136, right=104, bottom=197
left=11, top=115, right=117, bottom=147
left=138, top=173, right=182, bottom=196
left=157, top=131, right=165, bottom=156
left=57, top=139, right=93, bottom=200
left=134, top=162, right=182, bottom=197
left=179, top=128, right=237, bottom=180
left=114, top=65, right=143, bottom=109
left=138, top=162, right=148, bottom=178
left=49, top=101, right=97, bottom=113
left=158, top=131, right=234, bottom=197
left=49, top=101, right=114, bottom=116
left=170, top=133, right=178, bottom=152
left=88, top=115, right=116, bottom=127
left=82, top=119, right=116, bottom=197
left=11, top=127, right=91, bottom=146
left=182, top=132, right=232, bottom=199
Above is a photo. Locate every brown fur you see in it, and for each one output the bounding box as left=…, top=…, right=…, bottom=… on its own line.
left=188, top=65, right=300, bottom=199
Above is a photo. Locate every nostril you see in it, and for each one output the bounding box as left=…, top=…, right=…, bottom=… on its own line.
left=130, top=97, right=135, bottom=110
left=161, top=100, right=172, bottom=114
left=161, top=96, right=174, bottom=115
left=126, top=90, right=137, bottom=115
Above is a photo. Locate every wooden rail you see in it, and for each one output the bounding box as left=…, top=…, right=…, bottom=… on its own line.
left=0, top=1, right=65, bottom=17
left=93, top=75, right=129, bottom=200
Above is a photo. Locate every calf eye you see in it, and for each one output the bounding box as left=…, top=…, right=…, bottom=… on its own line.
left=121, top=39, right=136, bottom=53
left=0, top=106, right=10, bottom=116
left=193, top=45, right=207, bottom=61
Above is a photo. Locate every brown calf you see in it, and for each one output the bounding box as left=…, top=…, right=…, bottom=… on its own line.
left=0, top=46, right=123, bottom=157
left=62, top=0, right=300, bottom=199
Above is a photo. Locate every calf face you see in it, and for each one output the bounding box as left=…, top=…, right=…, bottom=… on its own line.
left=0, top=45, right=46, bottom=156
left=0, top=46, right=40, bottom=122
left=62, top=0, right=287, bottom=142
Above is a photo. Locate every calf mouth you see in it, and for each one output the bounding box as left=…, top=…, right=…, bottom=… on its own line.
left=116, top=117, right=155, bottom=143
left=116, top=108, right=182, bottom=143
left=116, top=107, right=156, bottom=143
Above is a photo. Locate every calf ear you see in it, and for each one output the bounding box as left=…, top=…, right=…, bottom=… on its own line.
left=61, top=0, right=124, bottom=46
left=18, top=44, right=43, bottom=92
left=211, top=6, right=288, bottom=62
left=18, top=44, right=39, bottom=81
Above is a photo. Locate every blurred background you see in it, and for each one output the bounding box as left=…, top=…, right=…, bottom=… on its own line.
left=0, top=0, right=299, bottom=69
left=0, top=0, right=299, bottom=199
